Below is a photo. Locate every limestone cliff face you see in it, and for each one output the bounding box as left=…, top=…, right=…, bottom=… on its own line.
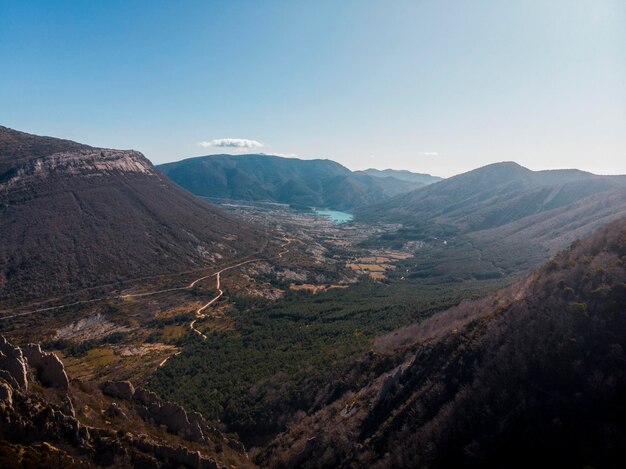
left=1, top=149, right=157, bottom=190
left=0, top=335, right=28, bottom=390
left=23, top=343, right=70, bottom=391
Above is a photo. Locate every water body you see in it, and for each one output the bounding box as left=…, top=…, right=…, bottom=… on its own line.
left=314, top=209, right=354, bottom=224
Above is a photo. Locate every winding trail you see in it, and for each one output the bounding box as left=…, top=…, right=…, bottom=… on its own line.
left=0, top=237, right=292, bottom=322
left=188, top=238, right=292, bottom=339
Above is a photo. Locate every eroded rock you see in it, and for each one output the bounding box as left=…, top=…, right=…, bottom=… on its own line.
left=23, top=343, right=69, bottom=391
left=133, top=386, right=205, bottom=443
left=0, top=381, right=13, bottom=406
left=0, top=337, right=241, bottom=468
left=0, top=335, right=29, bottom=390
left=101, top=380, right=135, bottom=400
left=132, top=436, right=219, bottom=469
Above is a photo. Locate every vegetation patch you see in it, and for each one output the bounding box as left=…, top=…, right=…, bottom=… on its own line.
left=149, top=277, right=504, bottom=441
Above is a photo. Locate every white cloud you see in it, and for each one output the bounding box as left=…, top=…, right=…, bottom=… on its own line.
left=198, top=138, right=264, bottom=148
left=422, top=152, right=438, bottom=156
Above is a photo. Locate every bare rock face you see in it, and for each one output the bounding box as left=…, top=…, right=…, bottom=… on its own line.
left=373, top=366, right=403, bottom=407
left=2, top=149, right=156, bottom=190
left=131, top=437, right=220, bottom=469
left=159, top=401, right=205, bottom=442
left=133, top=386, right=159, bottom=406
left=62, top=394, right=76, bottom=418
left=0, top=381, right=13, bottom=406
left=101, top=380, right=135, bottom=401
left=0, top=335, right=28, bottom=390
left=23, top=343, right=69, bottom=391
left=133, top=386, right=206, bottom=443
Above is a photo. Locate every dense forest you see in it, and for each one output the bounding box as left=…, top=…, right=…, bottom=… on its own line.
left=149, top=277, right=504, bottom=443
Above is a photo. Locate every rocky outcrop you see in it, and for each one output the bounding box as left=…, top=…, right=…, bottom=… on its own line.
left=131, top=437, right=220, bottom=469
left=101, top=381, right=211, bottom=444
left=133, top=386, right=205, bottom=442
left=101, top=380, right=135, bottom=400
left=0, top=337, right=245, bottom=468
left=2, top=149, right=156, bottom=190
left=106, top=402, right=128, bottom=420
left=0, top=336, right=70, bottom=394
left=0, top=387, right=90, bottom=449
left=0, top=382, right=222, bottom=468
left=0, top=335, right=29, bottom=390
left=23, top=343, right=70, bottom=391
left=373, top=366, right=403, bottom=407
left=0, top=381, right=13, bottom=405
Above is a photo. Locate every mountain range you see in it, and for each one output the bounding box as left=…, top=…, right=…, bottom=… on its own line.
left=0, top=126, right=264, bottom=305
left=158, top=154, right=429, bottom=211
left=355, top=168, right=442, bottom=185
left=358, top=162, right=626, bottom=273
left=359, top=161, right=626, bottom=231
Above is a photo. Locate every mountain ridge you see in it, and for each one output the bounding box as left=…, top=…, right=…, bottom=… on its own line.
left=355, top=167, right=442, bottom=185
left=358, top=161, right=626, bottom=235
left=0, top=126, right=264, bottom=305
left=158, top=154, right=427, bottom=211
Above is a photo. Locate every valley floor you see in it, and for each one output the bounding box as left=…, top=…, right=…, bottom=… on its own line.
left=0, top=202, right=545, bottom=466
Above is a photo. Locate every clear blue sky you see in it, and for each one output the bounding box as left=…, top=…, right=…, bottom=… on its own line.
left=1, top=0, right=624, bottom=177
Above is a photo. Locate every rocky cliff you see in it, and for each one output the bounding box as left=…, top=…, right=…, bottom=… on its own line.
left=0, top=336, right=252, bottom=468
left=1, top=149, right=156, bottom=191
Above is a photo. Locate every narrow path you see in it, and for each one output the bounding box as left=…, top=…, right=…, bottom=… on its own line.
left=0, top=232, right=272, bottom=316
left=0, top=237, right=291, bottom=321
left=188, top=238, right=292, bottom=339
left=158, top=351, right=181, bottom=368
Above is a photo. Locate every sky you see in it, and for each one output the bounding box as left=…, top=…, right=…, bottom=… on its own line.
left=1, top=0, right=624, bottom=177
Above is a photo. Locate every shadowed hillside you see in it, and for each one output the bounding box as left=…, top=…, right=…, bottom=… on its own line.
left=259, top=217, right=626, bottom=468
left=0, top=126, right=265, bottom=305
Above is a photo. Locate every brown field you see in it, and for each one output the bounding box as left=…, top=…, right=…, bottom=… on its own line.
left=357, top=256, right=394, bottom=263
left=385, top=251, right=412, bottom=259
left=289, top=283, right=349, bottom=294
left=369, top=272, right=386, bottom=280
left=346, top=263, right=394, bottom=272
left=199, top=316, right=235, bottom=333
left=344, top=249, right=411, bottom=280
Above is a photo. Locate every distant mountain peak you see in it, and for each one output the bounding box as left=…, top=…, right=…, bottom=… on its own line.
left=356, top=168, right=443, bottom=185
left=464, top=160, right=531, bottom=176
left=159, top=153, right=425, bottom=210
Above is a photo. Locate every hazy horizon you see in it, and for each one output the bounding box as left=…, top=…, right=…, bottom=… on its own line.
left=2, top=1, right=625, bottom=178
left=156, top=151, right=626, bottom=179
